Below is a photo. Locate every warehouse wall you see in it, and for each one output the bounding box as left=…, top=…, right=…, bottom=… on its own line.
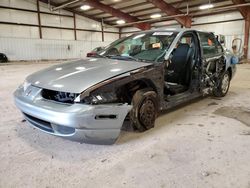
left=191, top=12, right=249, bottom=58
left=0, top=0, right=119, bottom=60
left=121, top=11, right=250, bottom=59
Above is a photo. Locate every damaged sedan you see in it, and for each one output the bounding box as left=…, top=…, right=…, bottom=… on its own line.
left=14, top=29, right=236, bottom=144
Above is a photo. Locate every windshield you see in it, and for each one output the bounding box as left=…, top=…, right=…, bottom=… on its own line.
left=100, top=31, right=178, bottom=62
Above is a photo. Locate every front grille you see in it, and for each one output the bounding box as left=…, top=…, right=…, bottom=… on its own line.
left=23, top=113, right=75, bottom=135
left=41, top=89, right=78, bottom=104
left=23, top=113, right=53, bottom=133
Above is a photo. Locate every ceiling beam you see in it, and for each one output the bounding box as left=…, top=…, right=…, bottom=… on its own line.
left=147, top=0, right=192, bottom=28
left=84, top=0, right=151, bottom=30
left=231, top=0, right=250, bottom=18
left=38, top=0, right=110, bottom=25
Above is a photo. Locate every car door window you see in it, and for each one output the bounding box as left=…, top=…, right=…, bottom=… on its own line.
left=199, top=32, right=223, bottom=58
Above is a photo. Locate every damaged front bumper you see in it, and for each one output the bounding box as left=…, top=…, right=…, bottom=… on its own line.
left=14, top=86, right=131, bottom=144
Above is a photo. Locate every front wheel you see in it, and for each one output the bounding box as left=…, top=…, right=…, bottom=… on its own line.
left=213, top=70, right=230, bottom=97
left=130, top=89, right=158, bottom=132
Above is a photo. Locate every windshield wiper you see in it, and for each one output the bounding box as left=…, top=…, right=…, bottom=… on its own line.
left=91, top=53, right=106, bottom=58
left=106, top=55, right=141, bottom=62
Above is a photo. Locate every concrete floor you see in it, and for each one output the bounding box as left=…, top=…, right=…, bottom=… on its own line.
left=0, top=62, right=250, bottom=188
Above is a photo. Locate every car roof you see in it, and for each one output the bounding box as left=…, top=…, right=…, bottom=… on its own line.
left=134, top=28, right=212, bottom=35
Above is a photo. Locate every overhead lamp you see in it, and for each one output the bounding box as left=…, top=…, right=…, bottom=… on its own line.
left=116, top=20, right=125, bottom=25
left=199, top=0, right=214, bottom=10
left=80, top=5, right=91, bottom=10
left=150, top=13, right=161, bottom=19
left=199, top=4, right=214, bottom=10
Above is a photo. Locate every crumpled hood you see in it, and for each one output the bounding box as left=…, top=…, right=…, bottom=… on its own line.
left=27, top=58, right=152, bottom=93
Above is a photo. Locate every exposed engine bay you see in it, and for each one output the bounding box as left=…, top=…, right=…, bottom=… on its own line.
left=203, top=56, right=226, bottom=91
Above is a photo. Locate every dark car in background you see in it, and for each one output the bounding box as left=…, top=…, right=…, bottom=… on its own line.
left=0, top=53, right=8, bottom=63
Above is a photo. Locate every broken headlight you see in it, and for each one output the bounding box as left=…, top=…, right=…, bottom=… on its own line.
left=74, top=91, right=118, bottom=104
left=19, top=80, right=31, bottom=92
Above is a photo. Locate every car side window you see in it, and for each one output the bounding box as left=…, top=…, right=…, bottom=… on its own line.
left=199, top=32, right=223, bottom=58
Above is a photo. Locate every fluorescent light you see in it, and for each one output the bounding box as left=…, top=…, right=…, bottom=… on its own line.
left=150, top=14, right=161, bottom=19
left=199, top=4, right=214, bottom=10
left=80, top=5, right=91, bottom=10
left=116, top=20, right=125, bottom=25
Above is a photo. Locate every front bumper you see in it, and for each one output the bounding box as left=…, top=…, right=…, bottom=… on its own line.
left=14, top=86, right=131, bottom=144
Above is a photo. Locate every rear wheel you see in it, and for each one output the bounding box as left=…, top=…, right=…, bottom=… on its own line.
left=213, top=70, right=230, bottom=97
left=130, top=89, right=158, bottom=132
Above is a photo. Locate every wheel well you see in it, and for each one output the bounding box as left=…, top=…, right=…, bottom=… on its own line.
left=116, top=79, right=157, bottom=104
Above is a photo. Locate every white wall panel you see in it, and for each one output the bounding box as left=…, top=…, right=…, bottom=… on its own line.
left=0, top=24, right=12, bottom=38
left=0, top=0, right=10, bottom=7
left=0, top=0, right=132, bottom=61
left=77, top=31, right=92, bottom=41
left=105, top=33, right=119, bottom=42
left=0, top=8, right=11, bottom=22
left=104, top=27, right=119, bottom=32
left=11, top=10, right=37, bottom=24
left=0, top=24, right=39, bottom=38
left=0, top=37, right=111, bottom=60
left=0, top=0, right=37, bottom=10
left=76, top=15, right=101, bottom=31
left=61, top=30, right=74, bottom=40
left=42, top=28, right=61, bottom=40
left=41, top=14, right=61, bottom=27
left=0, top=8, right=37, bottom=24
left=91, top=32, right=102, bottom=42
left=60, top=16, right=74, bottom=28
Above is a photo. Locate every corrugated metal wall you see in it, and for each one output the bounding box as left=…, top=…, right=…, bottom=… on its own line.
left=0, top=0, right=119, bottom=61
left=0, top=37, right=111, bottom=60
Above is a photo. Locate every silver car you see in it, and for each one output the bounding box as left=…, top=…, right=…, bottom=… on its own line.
left=14, top=28, right=237, bottom=144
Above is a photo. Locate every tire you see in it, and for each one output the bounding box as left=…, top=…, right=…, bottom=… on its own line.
left=213, top=70, right=230, bottom=97
left=130, top=88, right=158, bottom=132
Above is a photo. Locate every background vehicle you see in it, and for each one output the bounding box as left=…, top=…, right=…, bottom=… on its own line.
left=86, top=46, right=104, bottom=57
left=14, top=29, right=236, bottom=144
left=0, top=53, right=8, bottom=63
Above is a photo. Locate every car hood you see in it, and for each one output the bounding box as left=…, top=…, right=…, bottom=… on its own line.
left=27, top=58, right=152, bottom=93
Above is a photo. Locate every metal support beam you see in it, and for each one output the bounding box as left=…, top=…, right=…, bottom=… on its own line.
left=84, top=0, right=151, bottom=30
left=36, top=0, right=42, bottom=39
left=244, top=12, right=250, bottom=59
left=232, top=0, right=250, bottom=59
left=101, top=19, right=104, bottom=42
left=119, top=28, right=122, bottom=39
left=73, top=13, right=77, bottom=40
left=231, top=0, right=249, bottom=18
left=147, top=0, right=192, bottom=28
left=52, top=0, right=80, bottom=11
left=39, top=0, right=109, bottom=25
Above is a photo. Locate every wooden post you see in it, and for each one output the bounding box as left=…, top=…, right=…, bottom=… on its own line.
left=37, top=0, right=42, bottom=39
left=244, top=12, right=249, bottom=59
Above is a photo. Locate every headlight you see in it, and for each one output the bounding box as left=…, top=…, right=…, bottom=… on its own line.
left=23, top=81, right=31, bottom=91
left=74, top=91, right=118, bottom=104
left=20, top=80, right=31, bottom=92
